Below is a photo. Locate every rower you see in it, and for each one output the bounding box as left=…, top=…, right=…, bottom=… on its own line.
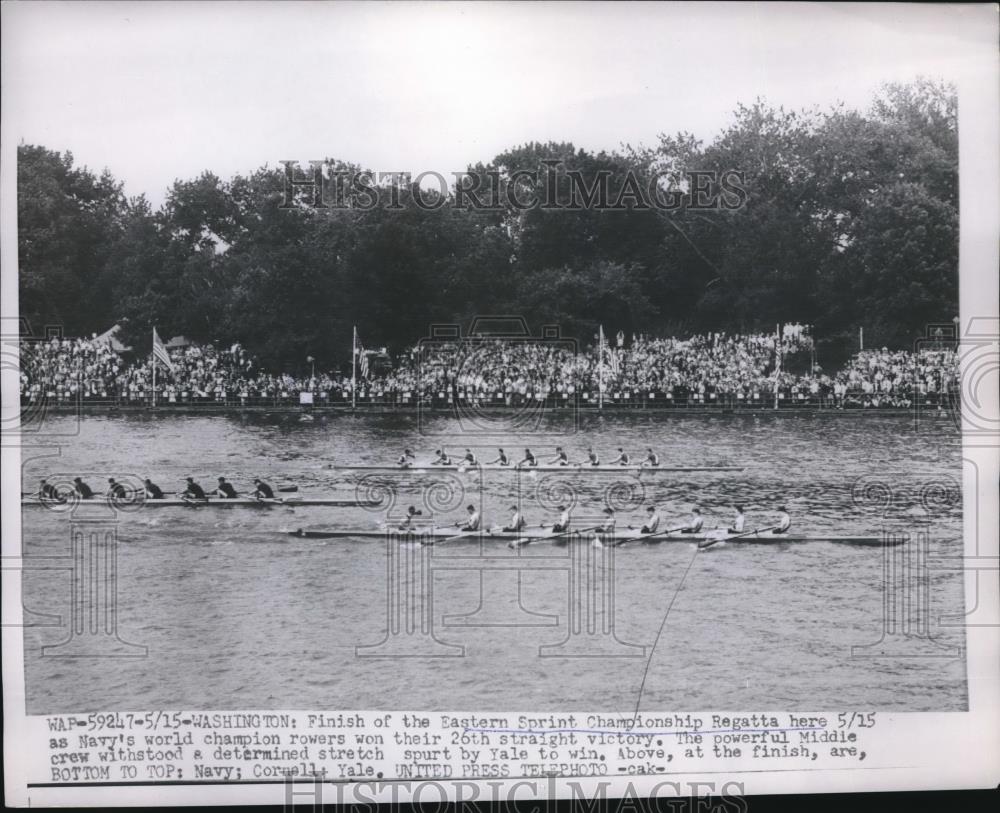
left=641, top=505, right=661, bottom=534
left=610, top=448, right=630, bottom=466
left=680, top=507, right=704, bottom=534
left=38, top=479, right=61, bottom=501
left=551, top=504, right=571, bottom=533
left=774, top=505, right=791, bottom=534
left=252, top=478, right=274, bottom=499
left=182, top=477, right=207, bottom=500
left=546, top=446, right=570, bottom=466
left=502, top=504, right=527, bottom=532
left=460, top=504, right=480, bottom=532
left=215, top=477, right=238, bottom=499
left=143, top=478, right=164, bottom=500
left=520, top=448, right=537, bottom=467
left=642, top=448, right=660, bottom=467
left=73, top=477, right=95, bottom=499
left=462, top=448, right=478, bottom=466
left=397, top=449, right=416, bottom=468
left=432, top=449, right=451, bottom=466
left=729, top=505, right=746, bottom=533
left=397, top=505, right=423, bottom=530
left=586, top=448, right=600, bottom=466
left=598, top=506, right=616, bottom=542
left=107, top=478, right=128, bottom=499
left=486, top=448, right=509, bottom=466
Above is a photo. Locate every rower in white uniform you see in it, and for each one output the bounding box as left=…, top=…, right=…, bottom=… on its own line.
left=641, top=448, right=660, bottom=467
left=546, top=446, right=570, bottom=466
left=502, top=504, right=527, bottom=532
left=459, top=504, right=480, bottom=532
left=597, top=506, right=616, bottom=543
left=461, top=448, right=478, bottom=467
left=519, top=448, right=538, bottom=467
left=551, top=504, right=571, bottom=533
left=728, top=505, right=746, bottom=533
left=431, top=449, right=451, bottom=466
left=610, top=448, right=630, bottom=466
left=774, top=505, right=791, bottom=534
left=680, top=507, right=704, bottom=534
left=640, top=505, right=661, bottom=533
left=397, top=449, right=416, bottom=468
left=585, top=448, right=600, bottom=466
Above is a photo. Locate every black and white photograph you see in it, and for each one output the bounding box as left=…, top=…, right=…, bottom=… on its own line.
left=2, top=1, right=998, bottom=805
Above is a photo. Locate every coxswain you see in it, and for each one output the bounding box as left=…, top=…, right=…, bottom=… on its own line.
left=681, top=507, right=704, bottom=534
left=73, top=477, right=95, bottom=499
left=215, top=477, right=238, bottom=499
left=551, top=504, right=571, bottom=533
left=641, top=505, right=661, bottom=534
left=252, top=479, right=274, bottom=499
left=486, top=448, right=509, bottom=466
left=143, top=478, right=164, bottom=500
left=520, top=448, right=537, bottom=467
left=459, top=504, right=480, bottom=532
left=503, top=504, right=527, bottom=532
left=546, top=446, right=570, bottom=466
left=397, top=505, right=423, bottom=530
left=586, top=448, right=600, bottom=466
left=610, top=448, right=630, bottom=466
left=432, top=449, right=451, bottom=466
left=774, top=506, right=791, bottom=534
left=642, top=448, right=660, bottom=467
left=39, top=479, right=61, bottom=501
left=462, top=448, right=478, bottom=467
left=107, top=478, right=128, bottom=499
left=182, top=477, right=207, bottom=500
left=397, top=449, right=416, bottom=468
left=728, top=505, right=746, bottom=533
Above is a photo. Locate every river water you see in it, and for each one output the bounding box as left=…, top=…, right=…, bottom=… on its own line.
left=20, top=411, right=966, bottom=713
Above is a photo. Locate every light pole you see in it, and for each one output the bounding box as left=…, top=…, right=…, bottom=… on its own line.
left=307, top=355, right=315, bottom=385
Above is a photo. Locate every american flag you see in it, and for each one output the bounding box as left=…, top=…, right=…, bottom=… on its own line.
left=152, top=328, right=174, bottom=373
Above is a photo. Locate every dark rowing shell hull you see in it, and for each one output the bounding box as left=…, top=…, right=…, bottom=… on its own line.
left=23, top=497, right=378, bottom=508
left=284, top=527, right=898, bottom=546
left=332, top=464, right=743, bottom=473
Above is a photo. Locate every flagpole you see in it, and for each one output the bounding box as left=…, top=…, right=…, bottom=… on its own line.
left=774, top=323, right=780, bottom=410
left=352, top=326, right=357, bottom=410
left=151, top=329, right=156, bottom=408
left=598, top=325, right=604, bottom=411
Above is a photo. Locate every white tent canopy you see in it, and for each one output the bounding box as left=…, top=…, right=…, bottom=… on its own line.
left=92, top=324, right=131, bottom=353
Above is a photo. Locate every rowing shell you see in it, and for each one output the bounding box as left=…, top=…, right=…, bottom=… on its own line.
left=285, top=526, right=897, bottom=546
left=332, top=464, right=744, bottom=473
left=22, top=497, right=378, bottom=508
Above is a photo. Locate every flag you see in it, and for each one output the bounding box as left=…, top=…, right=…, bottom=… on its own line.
left=152, top=328, right=174, bottom=373
left=608, top=347, right=620, bottom=376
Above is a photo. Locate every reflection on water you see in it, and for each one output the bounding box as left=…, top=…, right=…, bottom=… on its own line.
left=21, top=412, right=965, bottom=713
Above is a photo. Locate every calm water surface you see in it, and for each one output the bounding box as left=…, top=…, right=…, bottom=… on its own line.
left=20, top=412, right=965, bottom=713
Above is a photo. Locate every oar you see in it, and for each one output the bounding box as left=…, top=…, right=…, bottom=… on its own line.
left=510, top=523, right=603, bottom=549
left=698, top=524, right=779, bottom=550
left=614, top=524, right=688, bottom=547
left=425, top=520, right=484, bottom=546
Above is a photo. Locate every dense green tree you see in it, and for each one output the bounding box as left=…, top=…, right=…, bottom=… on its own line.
left=17, top=79, right=958, bottom=370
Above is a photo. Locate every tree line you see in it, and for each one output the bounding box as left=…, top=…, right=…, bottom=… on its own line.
left=17, top=78, right=957, bottom=374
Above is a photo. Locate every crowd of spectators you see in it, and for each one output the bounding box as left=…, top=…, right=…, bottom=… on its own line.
left=18, top=330, right=960, bottom=410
